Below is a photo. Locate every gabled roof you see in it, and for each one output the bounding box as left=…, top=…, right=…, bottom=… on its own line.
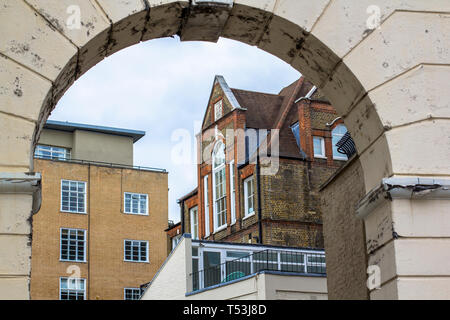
left=200, top=75, right=331, bottom=160
left=215, top=75, right=245, bottom=111
left=232, top=78, right=318, bottom=159
left=201, top=75, right=245, bottom=129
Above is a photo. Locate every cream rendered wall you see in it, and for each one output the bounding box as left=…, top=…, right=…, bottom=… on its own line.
left=263, top=274, right=327, bottom=300
left=187, top=273, right=328, bottom=300
left=38, top=129, right=73, bottom=149
left=188, top=276, right=260, bottom=300
left=73, top=130, right=134, bottom=165
left=141, top=236, right=193, bottom=300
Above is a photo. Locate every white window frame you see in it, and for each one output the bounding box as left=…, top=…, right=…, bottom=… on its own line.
left=229, top=161, right=236, bottom=225
left=190, top=206, right=199, bottom=240
left=313, top=136, right=326, bottom=159
left=124, top=288, right=141, bottom=300
left=60, top=228, right=87, bottom=262
left=171, top=235, right=182, bottom=251
left=332, top=124, right=349, bottom=161
left=59, top=277, right=86, bottom=300
left=124, top=239, right=149, bottom=263
left=60, top=180, right=87, bottom=214
left=214, top=100, right=223, bottom=122
left=124, top=192, right=148, bottom=215
left=243, top=175, right=255, bottom=219
left=35, top=144, right=71, bottom=160
left=212, top=142, right=227, bottom=233
left=204, top=175, right=210, bottom=237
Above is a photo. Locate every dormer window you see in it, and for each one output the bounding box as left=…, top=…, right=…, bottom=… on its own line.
left=214, top=100, right=223, bottom=121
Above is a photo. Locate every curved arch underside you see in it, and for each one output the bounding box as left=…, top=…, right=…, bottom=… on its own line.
left=0, top=0, right=448, bottom=192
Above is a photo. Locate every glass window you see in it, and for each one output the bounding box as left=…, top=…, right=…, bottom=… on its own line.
left=192, top=258, right=199, bottom=291
left=290, top=122, right=300, bottom=147
left=60, top=228, right=86, bottom=262
left=190, top=206, right=199, bottom=240
left=332, top=124, right=348, bottom=160
left=60, top=278, right=85, bottom=300
left=124, top=288, right=141, bottom=300
left=214, top=100, right=223, bottom=121
left=203, top=251, right=221, bottom=288
left=171, top=235, right=182, bottom=251
left=229, top=161, right=236, bottom=224
left=244, top=176, right=255, bottom=217
left=124, top=193, right=148, bottom=215
left=204, top=175, right=210, bottom=237
left=213, top=142, right=227, bottom=231
left=313, top=136, right=326, bottom=158
left=124, top=240, right=148, bottom=262
left=61, top=180, right=86, bottom=213
left=226, top=251, right=250, bottom=259
left=35, top=145, right=71, bottom=160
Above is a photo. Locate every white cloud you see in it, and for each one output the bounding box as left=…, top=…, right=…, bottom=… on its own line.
left=50, top=37, right=300, bottom=223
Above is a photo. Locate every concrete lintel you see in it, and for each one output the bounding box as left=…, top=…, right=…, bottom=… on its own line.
left=356, top=177, right=450, bottom=220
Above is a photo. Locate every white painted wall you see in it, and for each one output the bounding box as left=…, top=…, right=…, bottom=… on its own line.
left=141, top=236, right=192, bottom=300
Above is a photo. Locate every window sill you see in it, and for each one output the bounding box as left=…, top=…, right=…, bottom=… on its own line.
left=243, top=212, right=256, bottom=221
left=333, top=157, right=348, bottom=161
left=314, top=155, right=327, bottom=160
left=213, top=224, right=228, bottom=234
left=124, top=260, right=150, bottom=264
left=60, top=210, right=88, bottom=215
left=60, top=259, right=87, bottom=264
left=123, top=212, right=149, bottom=216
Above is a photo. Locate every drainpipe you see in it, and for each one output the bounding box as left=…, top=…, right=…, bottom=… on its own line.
left=256, top=150, right=263, bottom=245
left=178, top=199, right=185, bottom=234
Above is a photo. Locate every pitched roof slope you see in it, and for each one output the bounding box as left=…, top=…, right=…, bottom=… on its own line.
left=231, top=89, right=283, bottom=129
left=232, top=77, right=330, bottom=159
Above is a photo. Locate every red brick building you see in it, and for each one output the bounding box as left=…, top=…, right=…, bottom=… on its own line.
left=170, top=76, right=349, bottom=250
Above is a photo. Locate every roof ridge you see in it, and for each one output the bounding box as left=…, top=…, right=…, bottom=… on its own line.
left=230, top=88, right=281, bottom=97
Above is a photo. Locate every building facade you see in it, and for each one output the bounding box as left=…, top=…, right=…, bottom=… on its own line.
left=30, top=121, right=168, bottom=300
left=174, top=76, right=349, bottom=249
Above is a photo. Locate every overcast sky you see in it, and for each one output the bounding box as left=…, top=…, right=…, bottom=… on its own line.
left=50, top=37, right=300, bottom=223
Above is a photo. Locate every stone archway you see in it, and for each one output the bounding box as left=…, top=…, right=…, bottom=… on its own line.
left=1, top=0, right=449, bottom=300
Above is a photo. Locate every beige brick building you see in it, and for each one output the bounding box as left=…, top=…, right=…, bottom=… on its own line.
left=30, top=121, right=168, bottom=300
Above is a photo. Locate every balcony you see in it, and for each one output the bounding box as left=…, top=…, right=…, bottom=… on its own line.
left=190, top=242, right=326, bottom=293
left=140, top=236, right=328, bottom=300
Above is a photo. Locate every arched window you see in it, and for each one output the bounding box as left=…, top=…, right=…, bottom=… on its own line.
left=332, top=124, right=348, bottom=160
left=212, top=141, right=227, bottom=231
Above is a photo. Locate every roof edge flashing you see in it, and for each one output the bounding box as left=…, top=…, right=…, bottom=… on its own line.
left=44, top=120, right=146, bottom=143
